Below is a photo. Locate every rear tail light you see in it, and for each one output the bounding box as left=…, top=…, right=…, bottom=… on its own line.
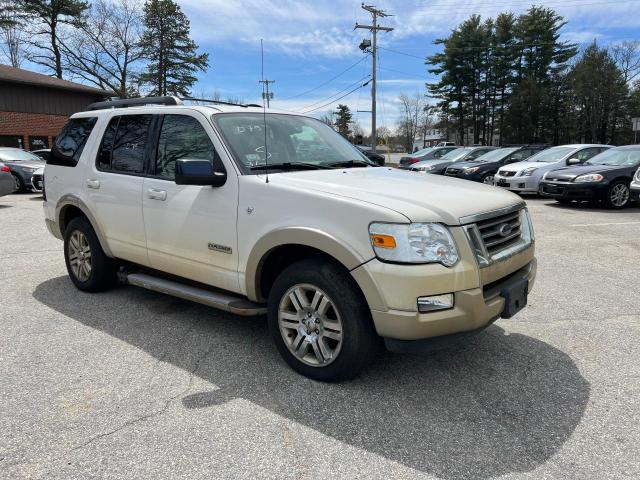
left=408, top=158, right=420, bottom=164
left=0, top=165, right=9, bottom=172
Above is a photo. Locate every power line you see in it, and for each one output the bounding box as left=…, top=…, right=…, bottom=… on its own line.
left=297, top=76, right=371, bottom=112
left=412, top=0, right=639, bottom=16
left=415, top=0, right=638, bottom=8
left=302, top=80, right=372, bottom=114
left=280, top=56, right=367, bottom=101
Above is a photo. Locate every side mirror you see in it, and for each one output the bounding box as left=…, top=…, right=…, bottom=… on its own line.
left=566, top=157, right=581, bottom=166
left=175, top=159, right=226, bottom=187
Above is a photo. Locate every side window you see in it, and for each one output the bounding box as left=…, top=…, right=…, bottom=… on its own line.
left=576, top=148, right=600, bottom=162
left=111, top=115, right=152, bottom=174
left=155, top=115, right=218, bottom=179
left=49, top=117, right=97, bottom=167
left=97, top=117, right=119, bottom=170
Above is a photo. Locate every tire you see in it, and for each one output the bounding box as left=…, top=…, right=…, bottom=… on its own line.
left=11, top=173, right=23, bottom=193
left=267, top=258, right=379, bottom=382
left=64, top=216, right=118, bottom=292
left=605, top=180, right=630, bottom=209
left=481, top=173, right=495, bottom=185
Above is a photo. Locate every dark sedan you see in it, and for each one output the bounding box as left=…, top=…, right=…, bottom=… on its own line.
left=355, top=146, right=385, bottom=166
left=443, top=145, right=547, bottom=184
left=410, top=146, right=496, bottom=175
left=0, top=147, right=46, bottom=192
left=539, top=145, right=640, bottom=209
left=397, top=146, right=458, bottom=169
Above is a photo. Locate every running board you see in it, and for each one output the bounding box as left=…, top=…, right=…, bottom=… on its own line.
left=125, top=273, right=267, bottom=316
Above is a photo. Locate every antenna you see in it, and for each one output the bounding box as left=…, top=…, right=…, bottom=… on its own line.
left=260, top=39, right=269, bottom=184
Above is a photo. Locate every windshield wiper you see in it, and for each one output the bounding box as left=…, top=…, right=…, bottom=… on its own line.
left=249, top=162, right=334, bottom=171
left=326, top=159, right=373, bottom=168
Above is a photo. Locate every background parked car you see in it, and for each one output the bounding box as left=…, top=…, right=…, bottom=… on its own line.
left=632, top=165, right=640, bottom=202
left=494, top=144, right=610, bottom=194
left=443, top=145, right=547, bottom=184
left=0, top=162, right=15, bottom=197
left=0, top=148, right=46, bottom=192
left=539, top=145, right=640, bottom=209
left=31, top=166, right=45, bottom=194
left=355, top=145, right=385, bottom=166
left=31, top=149, right=51, bottom=161
left=398, top=146, right=458, bottom=169
left=410, top=146, right=496, bottom=174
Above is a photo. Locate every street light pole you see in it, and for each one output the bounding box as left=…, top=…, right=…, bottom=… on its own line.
left=355, top=3, right=393, bottom=154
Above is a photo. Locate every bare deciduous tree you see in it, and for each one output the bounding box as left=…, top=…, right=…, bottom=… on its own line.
left=0, top=0, right=29, bottom=68
left=397, top=92, right=425, bottom=152
left=61, top=0, right=145, bottom=97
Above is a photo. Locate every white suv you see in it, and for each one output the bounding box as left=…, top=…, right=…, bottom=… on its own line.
left=43, top=97, right=537, bottom=381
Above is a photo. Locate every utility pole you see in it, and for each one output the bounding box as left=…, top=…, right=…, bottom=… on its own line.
left=259, top=79, right=275, bottom=107
left=355, top=3, right=393, bottom=153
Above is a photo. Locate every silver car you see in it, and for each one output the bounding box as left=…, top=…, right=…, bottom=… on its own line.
left=410, top=146, right=496, bottom=175
left=494, top=144, right=610, bottom=194
left=0, top=148, right=46, bottom=192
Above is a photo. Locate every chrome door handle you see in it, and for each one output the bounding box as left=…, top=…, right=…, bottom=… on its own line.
left=147, top=188, right=167, bottom=201
left=86, top=179, right=100, bottom=189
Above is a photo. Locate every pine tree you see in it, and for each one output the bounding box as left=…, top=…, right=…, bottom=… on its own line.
left=18, top=0, right=89, bottom=78
left=334, top=104, right=352, bottom=138
left=139, top=0, right=209, bottom=97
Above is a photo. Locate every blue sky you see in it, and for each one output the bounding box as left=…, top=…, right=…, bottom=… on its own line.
left=180, top=0, right=640, bottom=132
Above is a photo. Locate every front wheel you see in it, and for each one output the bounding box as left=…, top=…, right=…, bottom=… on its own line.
left=605, top=181, right=630, bottom=209
left=481, top=173, right=495, bottom=185
left=267, top=259, right=379, bottom=382
left=11, top=174, right=23, bottom=193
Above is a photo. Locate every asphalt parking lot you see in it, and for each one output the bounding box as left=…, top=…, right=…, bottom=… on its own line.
left=1, top=193, right=639, bottom=480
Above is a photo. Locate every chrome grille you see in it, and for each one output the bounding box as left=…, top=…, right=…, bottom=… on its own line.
left=476, top=211, right=522, bottom=255
left=462, top=205, right=533, bottom=267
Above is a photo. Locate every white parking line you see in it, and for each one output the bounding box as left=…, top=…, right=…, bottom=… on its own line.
left=569, top=221, right=640, bottom=227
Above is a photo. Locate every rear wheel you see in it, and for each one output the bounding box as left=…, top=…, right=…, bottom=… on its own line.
left=605, top=181, right=630, bottom=209
left=267, top=258, right=379, bottom=382
left=64, top=216, right=118, bottom=292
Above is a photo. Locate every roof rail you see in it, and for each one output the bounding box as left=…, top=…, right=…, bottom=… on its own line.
left=87, top=96, right=183, bottom=111
left=179, top=97, right=262, bottom=108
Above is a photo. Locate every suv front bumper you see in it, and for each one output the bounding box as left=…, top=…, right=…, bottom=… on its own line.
left=351, top=242, right=536, bottom=343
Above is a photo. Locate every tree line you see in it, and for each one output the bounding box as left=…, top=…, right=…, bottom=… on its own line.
left=0, top=0, right=208, bottom=98
left=426, top=6, right=640, bottom=146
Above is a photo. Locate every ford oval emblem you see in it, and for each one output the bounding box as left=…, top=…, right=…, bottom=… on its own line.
left=498, top=223, right=513, bottom=237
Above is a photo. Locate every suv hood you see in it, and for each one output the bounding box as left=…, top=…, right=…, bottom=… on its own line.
left=271, top=167, right=523, bottom=225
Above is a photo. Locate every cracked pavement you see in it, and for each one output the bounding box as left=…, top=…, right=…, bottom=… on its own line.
left=1, top=193, right=639, bottom=479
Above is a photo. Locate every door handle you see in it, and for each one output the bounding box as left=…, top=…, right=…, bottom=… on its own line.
left=147, top=188, right=167, bottom=201
left=86, top=179, right=100, bottom=189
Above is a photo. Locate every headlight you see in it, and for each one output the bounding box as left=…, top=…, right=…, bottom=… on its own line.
left=520, top=167, right=538, bottom=177
left=463, top=167, right=479, bottom=174
left=369, top=222, right=459, bottom=266
left=415, top=165, right=433, bottom=173
left=574, top=173, right=604, bottom=183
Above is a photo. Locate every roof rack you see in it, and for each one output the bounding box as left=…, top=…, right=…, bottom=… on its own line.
left=179, top=97, right=262, bottom=108
left=87, top=96, right=183, bottom=111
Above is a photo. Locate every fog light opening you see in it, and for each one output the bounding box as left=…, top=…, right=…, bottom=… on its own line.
left=417, top=294, right=454, bottom=313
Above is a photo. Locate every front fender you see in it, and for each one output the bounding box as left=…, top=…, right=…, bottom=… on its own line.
left=244, top=226, right=374, bottom=302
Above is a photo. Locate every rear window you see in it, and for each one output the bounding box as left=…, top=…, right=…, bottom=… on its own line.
left=48, top=117, right=97, bottom=167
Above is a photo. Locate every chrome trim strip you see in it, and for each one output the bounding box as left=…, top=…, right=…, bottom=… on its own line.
left=459, top=202, right=526, bottom=225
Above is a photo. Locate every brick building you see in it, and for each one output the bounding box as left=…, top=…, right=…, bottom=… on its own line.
left=0, top=65, right=110, bottom=150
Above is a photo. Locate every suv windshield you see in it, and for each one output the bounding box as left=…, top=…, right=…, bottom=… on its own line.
left=475, top=147, right=519, bottom=163
left=526, top=146, right=574, bottom=163
left=585, top=149, right=640, bottom=166
left=213, top=113, right=373, bottom=173
left=0, top=149, right=41, bottom=162
left=439, top=147, right=471, bottom=162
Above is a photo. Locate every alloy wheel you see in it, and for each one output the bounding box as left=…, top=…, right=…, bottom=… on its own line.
left=278, top=283, right=343, bottom=367
left=483, top=175, right=495, bottom=185
left=13, top=175, right=20, bottom=192
left=68, top=230, right=92, bottom=282
left=610, top=183, right=629, bottom=207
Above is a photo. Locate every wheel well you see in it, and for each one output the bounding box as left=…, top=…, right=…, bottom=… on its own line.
left=258, top=244, right=346, bottom=301
left=58, top=205, right=85, bottom=235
